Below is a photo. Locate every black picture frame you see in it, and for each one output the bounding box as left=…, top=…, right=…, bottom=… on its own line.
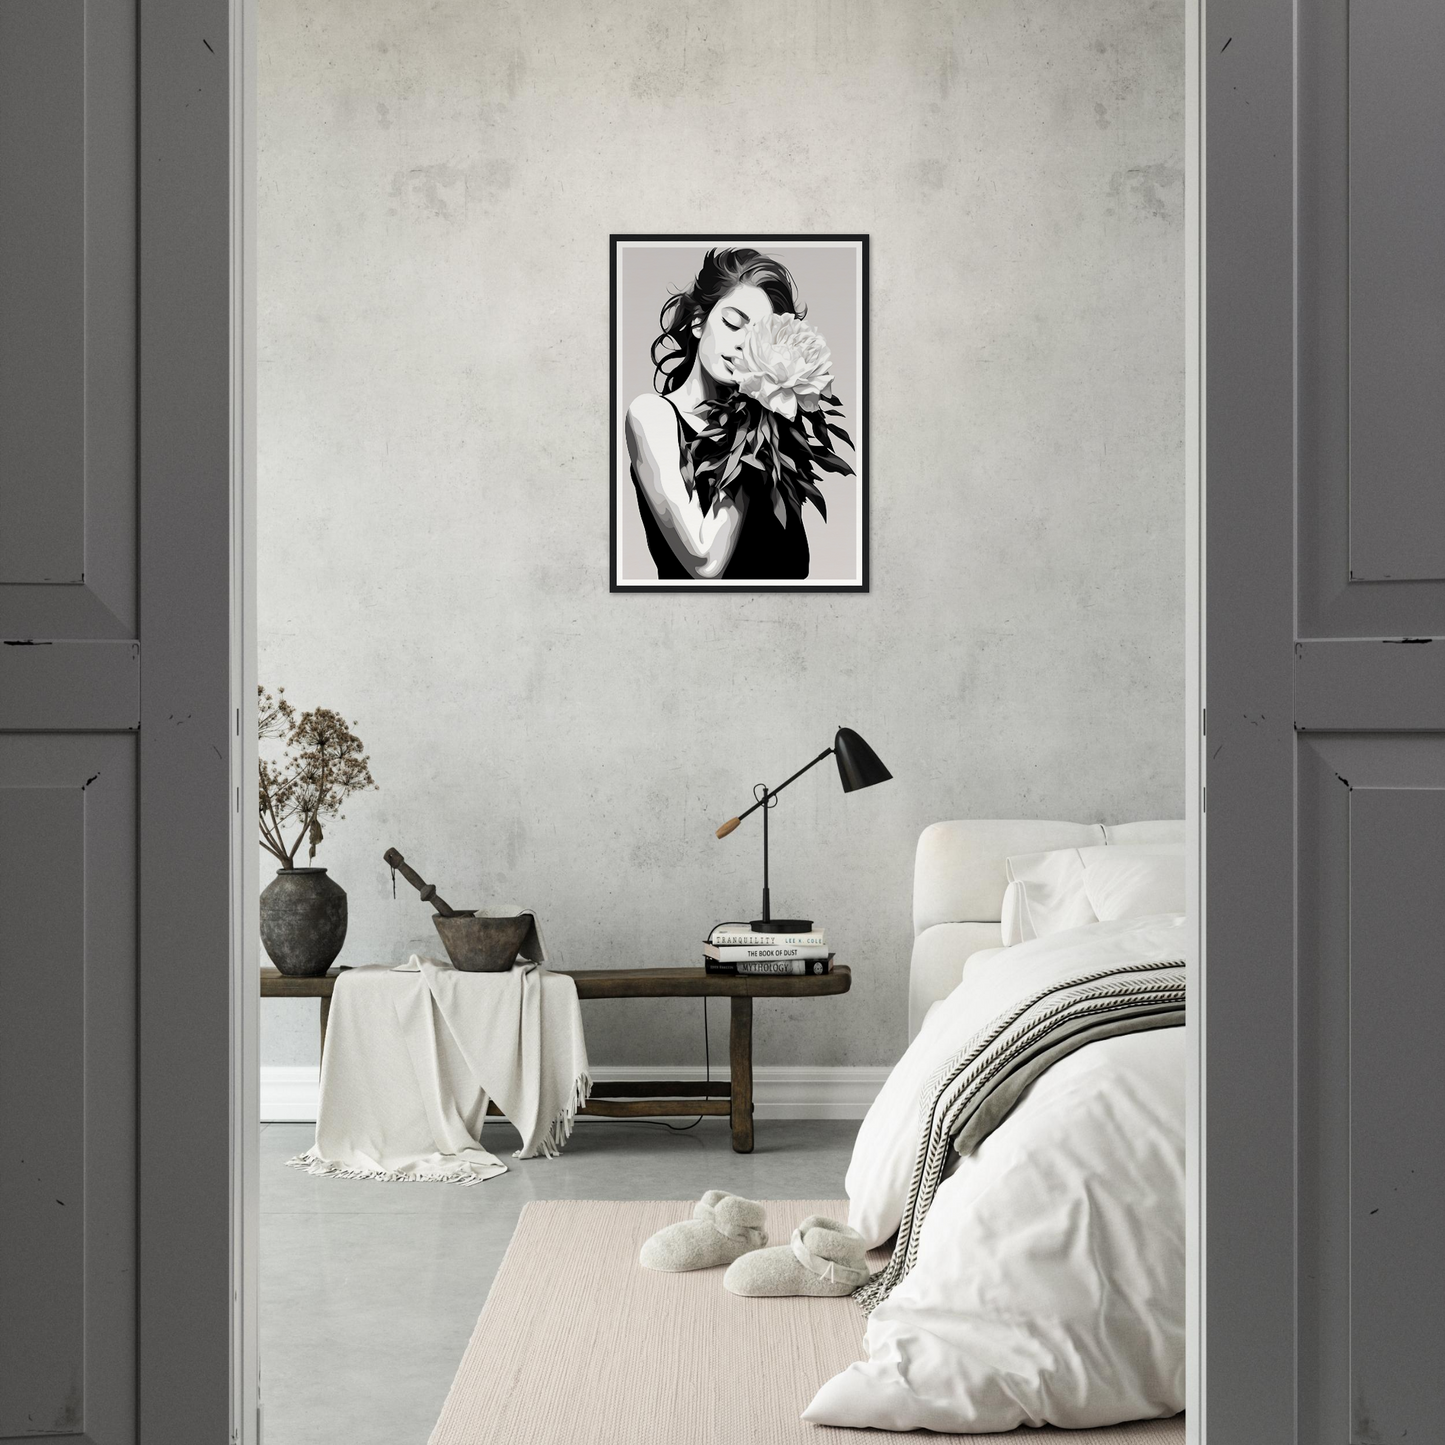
left=610, top=234, right=870, bottom=593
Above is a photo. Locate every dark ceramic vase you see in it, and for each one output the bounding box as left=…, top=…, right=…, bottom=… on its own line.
left=260, top=868, right=348, bottom=976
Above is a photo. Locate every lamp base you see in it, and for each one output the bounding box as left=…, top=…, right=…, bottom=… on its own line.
left=750, top=917, right=814, bottom=933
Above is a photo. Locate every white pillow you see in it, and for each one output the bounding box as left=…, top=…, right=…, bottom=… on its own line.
left=1078, top=842, right=1184, bottom=921
left=1002, top=848, right=1096, bottom=943
left=999, top=880, right=1028, bottom=947
left=1000, top=843, right=1185, bottom=945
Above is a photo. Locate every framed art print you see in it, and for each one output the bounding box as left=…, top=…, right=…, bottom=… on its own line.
left=610, top=235, right=868, bottom=592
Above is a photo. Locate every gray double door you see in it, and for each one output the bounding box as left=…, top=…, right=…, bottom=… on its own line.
left=2, top=2, right=240, bottom=1442
left=1208, top=0, right=1445, bottom=1440
left=7, top=0, right=1445, bottom=1441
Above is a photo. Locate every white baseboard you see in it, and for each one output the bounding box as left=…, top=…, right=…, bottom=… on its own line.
left=259, top=1066, right=325, bottom=1123
left=259, top=1063, right=888, bottom=1124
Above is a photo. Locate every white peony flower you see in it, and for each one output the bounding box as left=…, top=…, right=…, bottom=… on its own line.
left=732, top=313, right=835, bottom=421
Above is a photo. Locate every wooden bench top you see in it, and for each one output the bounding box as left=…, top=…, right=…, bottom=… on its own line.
left=260, top=963, right=851, bottom=1000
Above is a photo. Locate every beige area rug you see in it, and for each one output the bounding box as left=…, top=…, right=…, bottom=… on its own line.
left=429, top=1199, right=1185, bottom=1445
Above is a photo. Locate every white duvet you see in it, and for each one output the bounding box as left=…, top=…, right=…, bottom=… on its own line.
left=805, top=915, right=1185, bottom=1433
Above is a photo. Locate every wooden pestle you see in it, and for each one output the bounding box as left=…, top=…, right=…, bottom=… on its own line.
left=382, top=847, right=469, bottom=918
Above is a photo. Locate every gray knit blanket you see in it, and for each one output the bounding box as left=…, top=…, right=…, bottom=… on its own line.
left=854, top=959, right=1186, bottom=1315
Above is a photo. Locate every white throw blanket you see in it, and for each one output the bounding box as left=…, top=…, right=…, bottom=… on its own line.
left=289, top=955, right=591, bottom=1185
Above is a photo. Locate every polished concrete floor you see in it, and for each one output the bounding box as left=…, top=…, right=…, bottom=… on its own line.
left=260, top=1117, right=858, bottom=1445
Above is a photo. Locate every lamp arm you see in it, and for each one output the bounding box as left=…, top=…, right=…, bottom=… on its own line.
left=715, top=747, right=834, bottom=838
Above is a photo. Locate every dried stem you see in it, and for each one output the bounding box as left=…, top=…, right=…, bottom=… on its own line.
left=257, top=686, right=376, bottom=868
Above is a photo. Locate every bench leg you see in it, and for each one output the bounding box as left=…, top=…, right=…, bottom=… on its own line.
left=319, top=994, right=331, bottom=1064
left=729, top=995, right=754, bottom=1153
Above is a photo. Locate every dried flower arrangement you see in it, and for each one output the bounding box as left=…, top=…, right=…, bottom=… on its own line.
left=258, top=686, right=377, bottom=868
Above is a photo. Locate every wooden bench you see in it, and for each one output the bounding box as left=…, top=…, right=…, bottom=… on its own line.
left=260, top=963, right=851, bottom=1153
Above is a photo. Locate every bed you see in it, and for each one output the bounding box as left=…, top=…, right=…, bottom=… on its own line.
left=805, top=818, right=1187, bottom=1434
left=907, top=818, right=1184, bottom=1038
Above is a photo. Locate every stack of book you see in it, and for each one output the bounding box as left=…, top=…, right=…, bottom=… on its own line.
left=703, top=923, right=832, bottom=976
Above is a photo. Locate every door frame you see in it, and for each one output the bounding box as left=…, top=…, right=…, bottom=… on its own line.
left=210, top=0, right=259, bottom=1439
left=221, top=4, right=1209, bottom=1442
left=1184, top=0, right=1204, bottom=1438
left=145, top=0, right=258, bottom=1439
left=229, top=0, right=260, bottom=1437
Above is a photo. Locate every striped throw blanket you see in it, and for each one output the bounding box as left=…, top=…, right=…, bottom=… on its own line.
left=854, top=959, right=1186, bottom=1314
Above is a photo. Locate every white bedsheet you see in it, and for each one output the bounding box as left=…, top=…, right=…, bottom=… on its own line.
left=806, top=915, right=1185, bottom=1433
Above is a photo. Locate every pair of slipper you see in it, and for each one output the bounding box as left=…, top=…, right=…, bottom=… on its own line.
left=639, top=1189, right=871, bottom=1297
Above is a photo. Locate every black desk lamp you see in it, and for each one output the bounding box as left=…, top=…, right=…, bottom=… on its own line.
left=715, top=727, right=892, bottom=932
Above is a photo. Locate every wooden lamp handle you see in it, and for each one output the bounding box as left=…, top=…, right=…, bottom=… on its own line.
left=716, top=817, right=741, bottom=839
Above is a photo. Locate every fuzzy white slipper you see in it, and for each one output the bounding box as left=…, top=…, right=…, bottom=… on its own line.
left=722, top=1214, right=870, bottom=1297
left=639, top=1190, right=768, bottom=1273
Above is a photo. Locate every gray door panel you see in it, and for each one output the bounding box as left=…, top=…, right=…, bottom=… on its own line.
left=0, top=642, right=140, bottom=732
left=0, top=787, right=85, bottom=1436
left=0, top=0, right=136, bottom=641
left=1296, top=736, right=1445, bottom=1443
left=1, top=3, right=143, bottom=1442
left=0, top=737, right=136, bottom=1444
left=0, top=0, right=85, bottom=585
left=1347, top=786, right=1445, bottom=1437
left=1298, top=0, right=1445, bottom=635
left=1295, top=640, right=1445, bottom=730
left=1346, top=2, right=1445, bottom=583
left=1213, top=0, right=1445, bottom=1435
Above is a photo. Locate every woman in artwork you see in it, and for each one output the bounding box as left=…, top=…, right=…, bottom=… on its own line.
left=625, top=248, right=852, bottom=582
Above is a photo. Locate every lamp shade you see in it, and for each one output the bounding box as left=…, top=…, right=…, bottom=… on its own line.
left=833, top=727, right=892, bottom=792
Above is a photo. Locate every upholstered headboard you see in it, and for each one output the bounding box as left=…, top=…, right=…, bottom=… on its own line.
left=908, top=818, right=1184, bottom=1039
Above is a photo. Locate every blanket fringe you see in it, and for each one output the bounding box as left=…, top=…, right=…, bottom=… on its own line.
left=284, top=1150, right=497, bottom=1186
left=518, top=1069, right=592, bottom=1161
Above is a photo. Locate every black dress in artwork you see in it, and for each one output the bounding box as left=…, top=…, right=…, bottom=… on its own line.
left=631, top=397, right=811, bottom=582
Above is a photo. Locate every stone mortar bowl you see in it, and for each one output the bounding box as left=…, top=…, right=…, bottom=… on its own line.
left=431, top=913, right=531, bottom=972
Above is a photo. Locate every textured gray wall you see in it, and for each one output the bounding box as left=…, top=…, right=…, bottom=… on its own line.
left=259, top=0, right=1184, bottom=1070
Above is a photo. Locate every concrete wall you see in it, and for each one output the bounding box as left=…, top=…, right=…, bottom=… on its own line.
left=259, top=0, right=1184, bottom=1070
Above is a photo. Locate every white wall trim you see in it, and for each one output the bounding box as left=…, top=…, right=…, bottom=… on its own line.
left=260, top=1063, right=888, bottom=1124
left=258, top=1066, right=324, bottom=1123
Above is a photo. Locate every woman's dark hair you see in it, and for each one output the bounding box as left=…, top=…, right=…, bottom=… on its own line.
left=651, top=247, right=804, bottom=394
